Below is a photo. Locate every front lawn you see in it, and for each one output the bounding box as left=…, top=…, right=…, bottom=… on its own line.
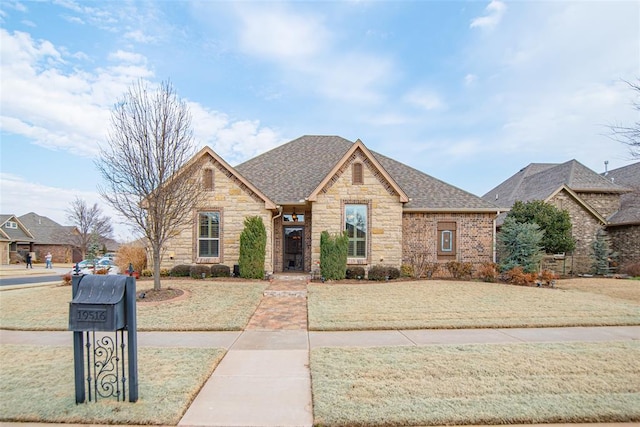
left=0, top=344, right=225, bottom=425
left=308, top=279, right=640, bottom=330
left=311, top=341, right=640, bottom=426
left=0, top=280, right=267, bottom=331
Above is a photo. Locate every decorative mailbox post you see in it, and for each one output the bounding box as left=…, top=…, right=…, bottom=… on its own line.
left=69, top=272, right=138, bottom=404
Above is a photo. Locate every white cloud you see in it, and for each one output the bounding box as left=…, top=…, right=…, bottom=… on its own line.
left=235, top=4, right=330, bottom=60
left=1, top=28, right=281, bottom=164
left=470, top=0, right=506, bottom=30
left=403, top=88, right=445, bottom=111
left=231, top=4, right=394, bottom=104
left=0, top=173, right=134, bottom=241
left=108, top=50, right=146, bottom=64
left=464, top=74, right=477, bottom=86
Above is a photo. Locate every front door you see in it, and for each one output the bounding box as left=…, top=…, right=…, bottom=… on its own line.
left=283, top=226, right=304, bottom=271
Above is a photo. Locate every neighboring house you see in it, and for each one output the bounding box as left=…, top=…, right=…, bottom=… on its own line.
left=603, top=162, right=640, bottom=265
left=161, top=135, right=501, bottom=277
left=0, top=214, right=35, bottom=265
left=482, top=159, right=633, bottom=274
left=18, top=212, right=82, bottom=263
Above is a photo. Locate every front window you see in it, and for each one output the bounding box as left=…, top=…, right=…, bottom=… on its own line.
left=345, top=204, right=367, bottom=258
left=437, top=221, right=456, bottom=260
left=198, top=212, right=220, bottom=257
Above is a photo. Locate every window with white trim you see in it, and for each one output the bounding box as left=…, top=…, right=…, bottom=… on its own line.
left=345, top=204, right=367, bottom=258
left=5, top=221, right=17, bottom=229
left=198, top=212, right=220, bottom=258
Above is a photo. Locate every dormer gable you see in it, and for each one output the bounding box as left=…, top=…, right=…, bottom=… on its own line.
left=307, top=139, right=409, bottom=203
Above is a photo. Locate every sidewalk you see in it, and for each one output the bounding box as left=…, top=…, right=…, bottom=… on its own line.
left=1, top=273, right=639, bottom=427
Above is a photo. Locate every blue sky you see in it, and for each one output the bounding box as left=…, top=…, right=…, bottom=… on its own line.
left=1, top=0, right=638, bottom=241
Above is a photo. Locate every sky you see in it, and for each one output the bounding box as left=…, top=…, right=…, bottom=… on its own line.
left=0, top=0, right=638, bottom=241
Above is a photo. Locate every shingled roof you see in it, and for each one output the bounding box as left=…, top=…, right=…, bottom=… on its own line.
left=235, top=135, right=499, bottom=211
left=605, top=162, right=640, bottom=225
left=0, top=214, right=34, bottom=242
left=18, top=212, right=75, bottom=245
left=482, top=159, right=631, bottom=209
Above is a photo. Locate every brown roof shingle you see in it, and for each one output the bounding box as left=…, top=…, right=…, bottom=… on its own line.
left=235, top=135, right=499, bottom=211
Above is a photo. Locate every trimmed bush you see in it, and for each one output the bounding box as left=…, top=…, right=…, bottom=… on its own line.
left=141, top=269, right=153, bottom=277
left=170, top=264, right=192, bottom=277
left=320, top=231, right=349, bottom=280
left=503, top=266, right=537, bottom=286
left=476, top=262, right=499, bottom=282
left=239, top=216, right=267, bottom=279
left=620, top=260, right=640, bottom=277
left=210, top=264, right=231, bottom=277
left=190, top=264, right=210, bottom=279
left=345, top=266, right=365, bottom=280
left=368, top=265, right=401, bottom=281
left=445, top=261, right=473, bottom=280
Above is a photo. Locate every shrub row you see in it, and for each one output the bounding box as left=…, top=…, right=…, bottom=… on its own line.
left=169, top=264, right=231, bottom=278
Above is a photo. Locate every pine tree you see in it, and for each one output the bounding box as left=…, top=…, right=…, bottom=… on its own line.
left=498, top=217, right=545, bottom=273
left=591, top=230, right=618, bottom=275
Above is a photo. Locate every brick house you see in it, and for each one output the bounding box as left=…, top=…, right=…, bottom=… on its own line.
left=161, top=135, right=500, bottom=277
left=17, top=212, right=82, bottom=264
left=482, top=160, right=634, bottom=274
left=0, top=214, right=35, bottom=265
left=604, top=162, right=640, bottom=266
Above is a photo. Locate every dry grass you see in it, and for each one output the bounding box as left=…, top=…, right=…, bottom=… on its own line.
left=308, top=279, right=640, bottom=330
left=0, top=280, right=267, bottom=331
left=0, top=344, right=225, bottom=425
left=311, top=341, right=640, bottom=426
left=556, top=277, right=640, bottom=303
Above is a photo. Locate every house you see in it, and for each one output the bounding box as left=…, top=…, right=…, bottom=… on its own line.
left=18, top=212, right=82, bottom=264
left=482, top=159, right=633, bottom=274
left=161, top=135, right=501, bottom=277
left=603, top=162, right=640, bottom=265
left=0, top=214, right=35, bottom=265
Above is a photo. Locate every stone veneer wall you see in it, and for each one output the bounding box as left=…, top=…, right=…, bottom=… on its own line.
left=160, top=156, right=273, bottom=273
left=608, top=224, right=640, bottom=265
left=402, top=212, right=495, bottom=277
left=548, top=190, right=605, bottom=274
left=578, top=192, right=621, bottom=220
left=311, top=151, right=404, bottom=272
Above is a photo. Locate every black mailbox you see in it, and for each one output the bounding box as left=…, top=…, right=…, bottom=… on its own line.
left=69, top=275, right=126, bottom=331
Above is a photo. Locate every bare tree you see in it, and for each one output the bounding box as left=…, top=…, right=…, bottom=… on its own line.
left=66, top=197, right=113, bottom=259
left=97, top=79, right=204, bottom=291
left=609, top=79, right=640, bottom=158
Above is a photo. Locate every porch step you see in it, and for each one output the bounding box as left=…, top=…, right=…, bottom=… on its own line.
left=270, top=273, right=311, bottom=282
left=264, top=289, right=307, bottom=298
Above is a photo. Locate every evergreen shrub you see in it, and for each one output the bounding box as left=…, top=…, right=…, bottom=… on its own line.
left=239, top=216, right=267, bottom=279
left=210, top=264, right=231, bottom=277
left=170, top=264, right=191, bottom=277
left=345, top=266, right=365, bottom=279
left=190, top=264, right=210, bottom=279
left=445, top=261, right=473, bottom=279
left=368, top=265, right=400, bottom=281
left=320, top=231, right=348, bottom=280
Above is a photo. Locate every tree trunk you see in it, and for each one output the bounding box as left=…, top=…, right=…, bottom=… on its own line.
left=152, top=246, right=162, bottom=291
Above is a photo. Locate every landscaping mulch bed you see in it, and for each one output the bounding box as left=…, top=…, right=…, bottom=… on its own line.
left=137, top=287, right=184, bottom=303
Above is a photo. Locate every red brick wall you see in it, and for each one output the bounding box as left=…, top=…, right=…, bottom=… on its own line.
left=402, top=212, right=495, bottom=277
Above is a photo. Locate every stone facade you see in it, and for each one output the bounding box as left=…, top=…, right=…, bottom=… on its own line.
left=402, top=212, right=495, bottom=276
left=161, top=155, right=273, bottom=273
left=311, top=150, right=404, bottom=273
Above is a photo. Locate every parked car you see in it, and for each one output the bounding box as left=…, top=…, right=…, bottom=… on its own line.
left=72, top=258, right=120, bottom=275
left=101, top=252, right=117, bottom=262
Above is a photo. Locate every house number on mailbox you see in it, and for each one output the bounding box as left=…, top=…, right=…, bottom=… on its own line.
left=76, top=309, right=107, bottom=322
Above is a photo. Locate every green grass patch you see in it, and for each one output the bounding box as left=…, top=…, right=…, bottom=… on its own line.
left=0, top=281, right=267, bottom=331
left=0, top=344, right=225, bottom=425
left=308, top=280, right=640, bottom=330
left=311, top=341, right=640, bottom=426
